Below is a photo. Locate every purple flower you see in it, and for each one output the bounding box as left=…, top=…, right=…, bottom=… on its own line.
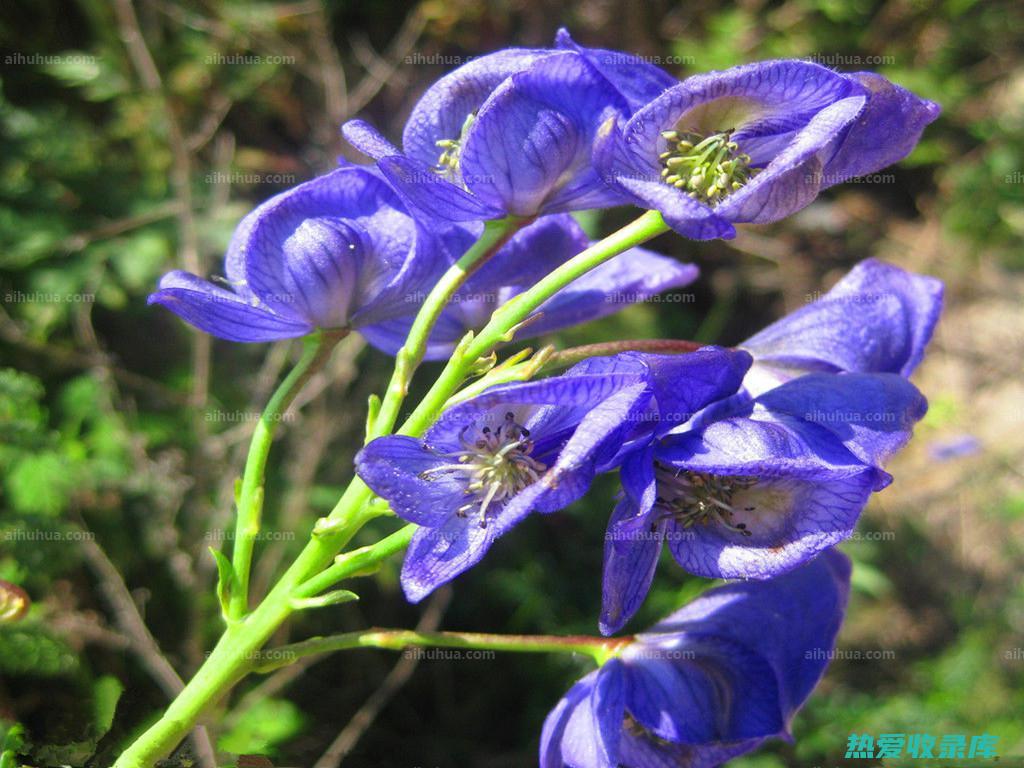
left=595, top=61, right=940, bottom=239
left=600, top=372, right=925, bottom=634
left=360, top=214, right=699, bottom=359
left=542, top=548, right=851, bottom=768
left=356, top=349, right=750, bottom=602
left=149, top=166, right=447, bottom=343
left=741, top=259, right=944, bottom=395
left=342, top=31, right=674, bottom=222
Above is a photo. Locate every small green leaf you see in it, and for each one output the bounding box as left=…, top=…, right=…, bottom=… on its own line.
left=289, top=589, right=359, bottom=611
left=209, top=547, right=235, bottom=620
left=92, top=675, right=124, bottom=739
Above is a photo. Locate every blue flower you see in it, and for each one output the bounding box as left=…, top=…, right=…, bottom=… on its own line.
left=542, top=548, right=851, bottom=768
left=600, top=372, right=925, bottom=634
left=360, top=214, right=699, bottom=359
left=342, top=31, right=674, bottom=222
left=356, top=349, right=750, bottom=602
left=741, top=258, right=944, bottom=395
left=148, top=166, right=447, bottom=344
left=595, top=61, right=939, bottom=239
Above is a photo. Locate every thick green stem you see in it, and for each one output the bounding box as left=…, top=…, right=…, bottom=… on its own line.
left=254, top=628, right=632, bottom=673
left=228, top=330, right=344, bottom=619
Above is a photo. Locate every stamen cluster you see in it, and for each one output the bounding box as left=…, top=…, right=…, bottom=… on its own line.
left=655, top=466, right=758, bottom=536
left=659, top=130, right=757, bottom=204
left=425, top=412, right=546, bottom=528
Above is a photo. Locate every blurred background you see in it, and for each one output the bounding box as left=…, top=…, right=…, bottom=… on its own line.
left=1, top=0, right=1023, bottom=766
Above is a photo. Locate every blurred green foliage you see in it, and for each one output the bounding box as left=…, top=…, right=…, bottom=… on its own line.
left=1, top=0, right=1022, bottom=766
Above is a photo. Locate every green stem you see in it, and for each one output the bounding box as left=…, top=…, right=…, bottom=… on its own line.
left=367, top=216, right=526, bottom=440
left=254, top=628, right=632, bottom=673
left=228, top=329, right=344, bottom=620
left=399, top=210, right=669, bottom=436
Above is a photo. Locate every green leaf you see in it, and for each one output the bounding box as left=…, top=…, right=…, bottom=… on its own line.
left=5, top=452, right=74, bottom=516
left=217, top=698, right=305, bottom=757
left=0, top=625, right=78, bottom=676
left=209, top=547, right=235, bottom=620
left=92, top=675, right=124, bottom=740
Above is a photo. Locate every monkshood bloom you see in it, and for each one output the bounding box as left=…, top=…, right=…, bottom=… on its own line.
left=741, top=258, right=944, bottom=395
left=361, top=214, right=699, bottom=359
left=356, top=349, right=751, bottom=602
left=595, top=61, right=940, bottom=239
left=543, top=548, right=851, bottom=768
left=342, top=30, right=675, bottom=222
left=148, top=166, right=443, bottom=343
left=601, top=371, right=925, bottom=634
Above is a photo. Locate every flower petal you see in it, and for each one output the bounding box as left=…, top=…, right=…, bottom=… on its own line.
left=341, top=119, right=401, bottom=161
left=355, top=436, right=472, bottom=527
left=560, top=661, right=626, bottom=768
left=399, top=513, right=497, bottom=602
left=823, top=72, right=941, bottom=185
left=601, top=495, right=663, bottom=636
left=402, top=48, right=553, bottom=166
left=377, top=155, right=505, bottom=222
left=742, top=259, right=944, bottom=388
left=756, top=372, right=928, bottom=469
left=148, top=271, right=312, bottom=342
left=461, top=52, right=628, bottom=216
left=554, top=29, right=676, bottom=112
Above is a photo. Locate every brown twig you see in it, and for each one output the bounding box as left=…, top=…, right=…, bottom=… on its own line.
left=79, top=535, right=217, bottom=768
left=312, top=588, right=452, bottom=768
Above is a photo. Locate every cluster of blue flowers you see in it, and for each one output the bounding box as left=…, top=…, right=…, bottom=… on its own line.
left=150, top=29, right=941, bottom=768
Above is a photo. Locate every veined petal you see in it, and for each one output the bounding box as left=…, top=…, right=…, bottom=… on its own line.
left=400, top=513, right=497, bottom=603
left=341, top=119, right=401, bottom=161
left=741, top=258, right=944, bottom=387
left=714, top=95, right=867, bottom=224
left=823, top=72, right=941, bottom=185
left=402, top=48, right=553, bottom=166
left=461, top=52, right=629, bottom=216
left=756, top=372, right=928, bottom=469
left=149, top=271, right=312, bottom=342
left=560, top=661, right=626, bottom=768
left=355, top=436, right=474, bottom=527
left=554, top=29, right=677, bottom=112
left=377, top=155, right=505, bottom=222
left=601, top=495, right=663, bottom=637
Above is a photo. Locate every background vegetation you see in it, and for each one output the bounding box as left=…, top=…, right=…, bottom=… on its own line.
left=1, top=0, right=1022, bottom=766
